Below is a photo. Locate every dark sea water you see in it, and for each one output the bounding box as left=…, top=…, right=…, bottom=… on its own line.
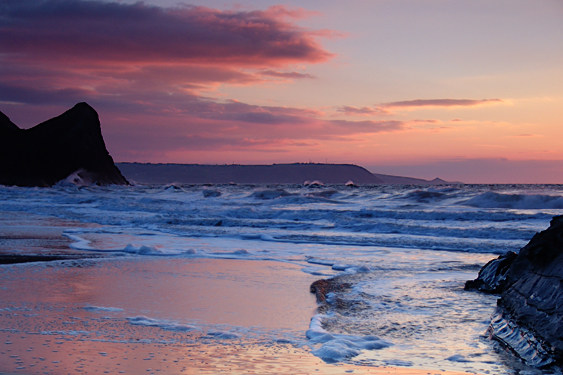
left=1, top=183, right=563, bottom=374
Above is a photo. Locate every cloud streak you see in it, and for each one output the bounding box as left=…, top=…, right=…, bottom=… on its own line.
left=337, top=106, right=389, bottom=116
left=335, top=99, right=504, bottom=119
left=260, top=70, right=315, bottom=79
left=381, top=99, right=503, bottom=109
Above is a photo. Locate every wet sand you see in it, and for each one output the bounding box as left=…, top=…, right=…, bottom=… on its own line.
left=0, top=213, right=475, bottom=375
left=0, top=211, right=104, bottom=261
left=0, top=333, right=471, bottom=375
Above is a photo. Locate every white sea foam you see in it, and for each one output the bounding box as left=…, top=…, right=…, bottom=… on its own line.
left=64, top=233, right=95, bottom=251
left=306, top=316, right=392, bottom=363
left=83, top=306, right=124, bottom=312
left=206, top=330, right=240, bottom=340
left=57, top=169, right=95, bottom=187
left=127, top=316, right=195, bottom=332
left=123, top=244, right=162, bottom=255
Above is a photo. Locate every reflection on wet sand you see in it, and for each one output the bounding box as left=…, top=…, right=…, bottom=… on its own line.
left=0, top=257, right=471, bottom=375
left=0, top=331, right=469, bottom=375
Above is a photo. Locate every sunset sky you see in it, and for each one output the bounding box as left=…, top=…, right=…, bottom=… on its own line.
left=1, top=0, right=562, bottom=183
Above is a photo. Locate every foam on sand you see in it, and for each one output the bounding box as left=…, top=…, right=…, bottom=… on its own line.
left=0, top=329, right=472, bottom=375
left=127, top=316, right=195, bottom=332
left=83, top=306, right=124, bottom=312
left=307, top=315, right=392, bottom=363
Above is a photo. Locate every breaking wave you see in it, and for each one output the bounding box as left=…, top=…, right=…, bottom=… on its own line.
left=464, top=191, right=563, bottom=209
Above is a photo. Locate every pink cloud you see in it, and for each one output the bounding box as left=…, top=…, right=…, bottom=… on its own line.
left=327, top=120, right=404, bottom=134
left=381, top=99, right=504, bottom=109
left=91, top=101, right=406, bottom=160
left=1, top=1, right=332, bottom=67
left=336, top=106, right=389, bottom=116
left=0, top=0, right=406, bottom=162
left=0, top=1, right=333, bottom=122
left=260, top=70, right=315, bottom=79
left=410, top=119, right=440, bottom=124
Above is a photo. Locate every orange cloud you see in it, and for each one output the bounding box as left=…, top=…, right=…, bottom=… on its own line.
left=509, top=134, right=544, bottom=138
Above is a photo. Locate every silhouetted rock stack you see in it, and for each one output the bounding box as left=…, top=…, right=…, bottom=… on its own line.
left=466, top=216, right=563, bottom=367
left=0, top=103, right=128, bottom=187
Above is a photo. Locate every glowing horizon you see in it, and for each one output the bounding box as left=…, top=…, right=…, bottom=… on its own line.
left=1, top=0, right=562, bottom=183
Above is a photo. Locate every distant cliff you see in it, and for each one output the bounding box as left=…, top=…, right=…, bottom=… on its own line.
left=117, top=162, right=383, bottom=185
left=0, top=103, right=128, bottom=187
left=466, top=216, right=563, bottom=367
left=373, top=173, right=459, bottom=185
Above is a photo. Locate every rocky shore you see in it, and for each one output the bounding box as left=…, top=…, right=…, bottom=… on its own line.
left=466, top=215, right=563, bottom=367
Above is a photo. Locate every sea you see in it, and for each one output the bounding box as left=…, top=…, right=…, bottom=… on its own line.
left=2, top=182, right=563, bottom=374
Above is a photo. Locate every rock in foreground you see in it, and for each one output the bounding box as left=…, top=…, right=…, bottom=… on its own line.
left=466, top=216, right=563, bottom=367
left=0, top=103, right=128, bottom=187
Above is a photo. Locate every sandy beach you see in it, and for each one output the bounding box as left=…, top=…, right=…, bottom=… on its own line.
left=0, top=213, right=474, bottom=375
left=0, top=256, right=471, bottom=375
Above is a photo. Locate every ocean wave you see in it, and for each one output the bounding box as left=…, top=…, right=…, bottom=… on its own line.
left=464, top=191, right=563, bottom=209
left=0, top=184, right=560, bottom=259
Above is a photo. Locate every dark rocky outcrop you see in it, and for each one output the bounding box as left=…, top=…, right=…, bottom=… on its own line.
left=0, top=103, right=128, bottom=187
left=310, top=278, right=352, bottom=303
left=467, top=216, right=563, bottom=367
left=464, top=251, right=518, bottom=294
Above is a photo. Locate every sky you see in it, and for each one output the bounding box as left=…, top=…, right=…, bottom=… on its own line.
left=1, top=0, right=562, bottom=183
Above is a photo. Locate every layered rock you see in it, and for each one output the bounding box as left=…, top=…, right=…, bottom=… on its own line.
left=0, top=103, right=128, bottom=187
left=466, top=216, right=563, bottom=367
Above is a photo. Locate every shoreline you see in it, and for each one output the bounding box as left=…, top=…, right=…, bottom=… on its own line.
left=0, top=253, right=107, bottom=265
left=0, top=210, right=515, bottom=374
left=0, top=211, right=108, bottom=264
left=0, top=330, right=473, bottom=375
left=0, top=224, right=474, bottom=375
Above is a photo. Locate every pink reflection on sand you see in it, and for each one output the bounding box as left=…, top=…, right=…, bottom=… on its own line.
left=0, top=258, right=319, bottom=329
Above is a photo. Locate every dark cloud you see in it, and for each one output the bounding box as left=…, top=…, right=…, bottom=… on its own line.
left=0, top=82, right=94, bottom=106
left=0, top=0, right=332, bottom=67
left=381, top=99, right=503, bottom=109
